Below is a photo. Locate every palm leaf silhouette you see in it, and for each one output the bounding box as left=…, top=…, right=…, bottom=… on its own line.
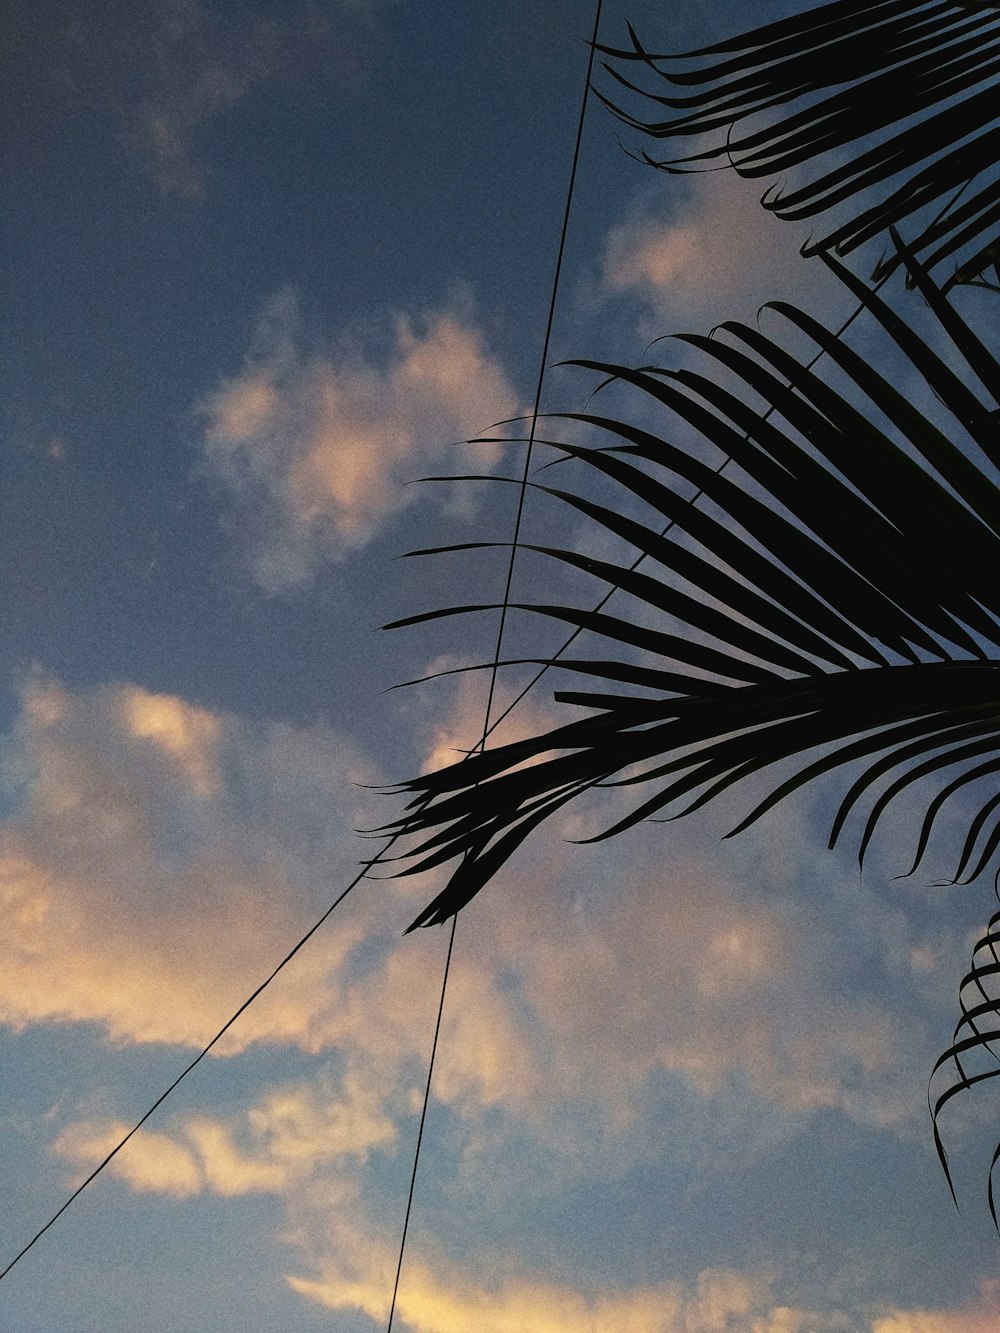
left=598, top=0, right=1000, bottom=286
left=385, top=242, right=1000, bottom=1204
left=385, top=0, right=1000, bottom=1216
left=387, top=244, right=1000, bottom=922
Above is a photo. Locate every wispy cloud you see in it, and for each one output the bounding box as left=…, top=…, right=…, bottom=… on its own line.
left=54, top=1073, right=394, bottom=1200
left=136, top=0, right=381, bottom=199
left=201, top=290, right=521, bottom=591
left=43, top=0, right=380, bottom=199
left=290, top=1259, right=828, bottom=1333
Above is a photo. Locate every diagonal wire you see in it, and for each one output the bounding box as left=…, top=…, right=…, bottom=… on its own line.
left=384, top=913, right=457, bottom=1332
left=477, top=0, right=606, bottom=745
left=384, top=4, right=604, bottom=1328
left=475, top=178, right=977, bottom=748
left=476, top=279, right=887, bottom=747
left=0, top=851, right=380, bottom=1283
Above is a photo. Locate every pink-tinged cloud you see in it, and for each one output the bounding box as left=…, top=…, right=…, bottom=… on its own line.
left=601, top=170, right=850, bottom=333
left=2, top=662, right=953, bottom=1187
left=201, top=291, right=521, bottom=590
left=24, top=662, right=971, bottom=1333
left=0, top=668, right=549, bottom=1134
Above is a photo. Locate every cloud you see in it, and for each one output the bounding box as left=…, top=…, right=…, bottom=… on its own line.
left=22, top=663, right=978, bottom=1332
left=1, top=666, right=952, bottom=1141
left=0, top=670, right=380, bottom=1050
left=388, top=668, right=931, bottom=1134
left=438, top=802, right=945, bottom=1148
left=290, top=1254, right=828, bottom=1333
left=0, top=666, right=552, bottom=1118
left=53, top=1073, right=394, bottom=1200
left=599, top=169, right=852, bottom=334
left=58, top=1081, right=830, bottom=1333
left=134, top=59, right=248, bottom=200
left=872, top=1282, right=1000, bottom=1332
left=53, top=1120, right=204, bottom=1198
left=201, top=290, right=521, bottom=591
left=59, top=0, right=384, bottom=199
left=409, top=655, right=561, bottom=776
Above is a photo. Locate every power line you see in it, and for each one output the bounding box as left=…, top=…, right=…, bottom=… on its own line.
left=0, top=850, right=379, bottom=1284
left=383, top=3, right=604, bottom=1326
left=0, top=0, right=608, bottom=1296
left=384, top=914, right=457, bottom=1333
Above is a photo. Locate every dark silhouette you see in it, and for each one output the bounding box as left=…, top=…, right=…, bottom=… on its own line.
left=387, top=1, right=1000, bottom=1219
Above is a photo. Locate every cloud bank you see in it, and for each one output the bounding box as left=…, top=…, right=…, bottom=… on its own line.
left=0, top=670, right=978, bottom=1332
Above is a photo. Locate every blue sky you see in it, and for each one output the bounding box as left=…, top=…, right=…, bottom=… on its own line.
left=4, top=1, right=1000, bottom=1329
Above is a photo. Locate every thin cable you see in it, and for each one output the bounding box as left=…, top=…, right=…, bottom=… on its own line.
left=0, top=278, right=874, bottom=1293
left=477, top=178, right=977, bottom=745
left=480, top=0, right=605, bottom=740
left=0, top=849, right=383, bottom=1284
left=384, top=913, right=457, bottom=1333
left=478, top=277, right=884, bottom=744
left=383, top=6, right=604, bottom=1327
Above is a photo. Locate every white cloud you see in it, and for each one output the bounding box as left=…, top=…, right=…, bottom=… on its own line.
left=201, top=290, right=521, bottom=591
left=54, top=1073, right=394, bottom=1200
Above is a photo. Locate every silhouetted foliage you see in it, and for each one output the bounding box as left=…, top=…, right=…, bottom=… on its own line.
left=387, top=0, right=1000, bottom=1220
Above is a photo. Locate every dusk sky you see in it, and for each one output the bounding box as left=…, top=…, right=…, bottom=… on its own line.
left=5, top=1, right=1000, bottom=1330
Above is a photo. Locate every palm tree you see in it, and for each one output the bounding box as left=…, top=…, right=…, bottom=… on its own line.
left=385, top=0, right=1000, bottom=1216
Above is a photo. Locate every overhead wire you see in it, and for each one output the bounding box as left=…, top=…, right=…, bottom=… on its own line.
left=384, top=4, right=604, bottom=1326
left=475, top=173, right=979, bottom=748
left=0, top=853, right=377, bottom=1283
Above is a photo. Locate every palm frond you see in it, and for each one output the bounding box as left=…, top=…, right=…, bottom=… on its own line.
left=932, top=904, right=1000, bottom=1219
left=385, top=245, right=1000, bottom=926
left=384, top=240, right=1000, bottom=1208
left=597, top=0, right=1000, bottom=285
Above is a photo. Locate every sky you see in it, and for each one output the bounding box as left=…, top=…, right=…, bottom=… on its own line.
left=4, top=1, right=1000, bottom=1330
